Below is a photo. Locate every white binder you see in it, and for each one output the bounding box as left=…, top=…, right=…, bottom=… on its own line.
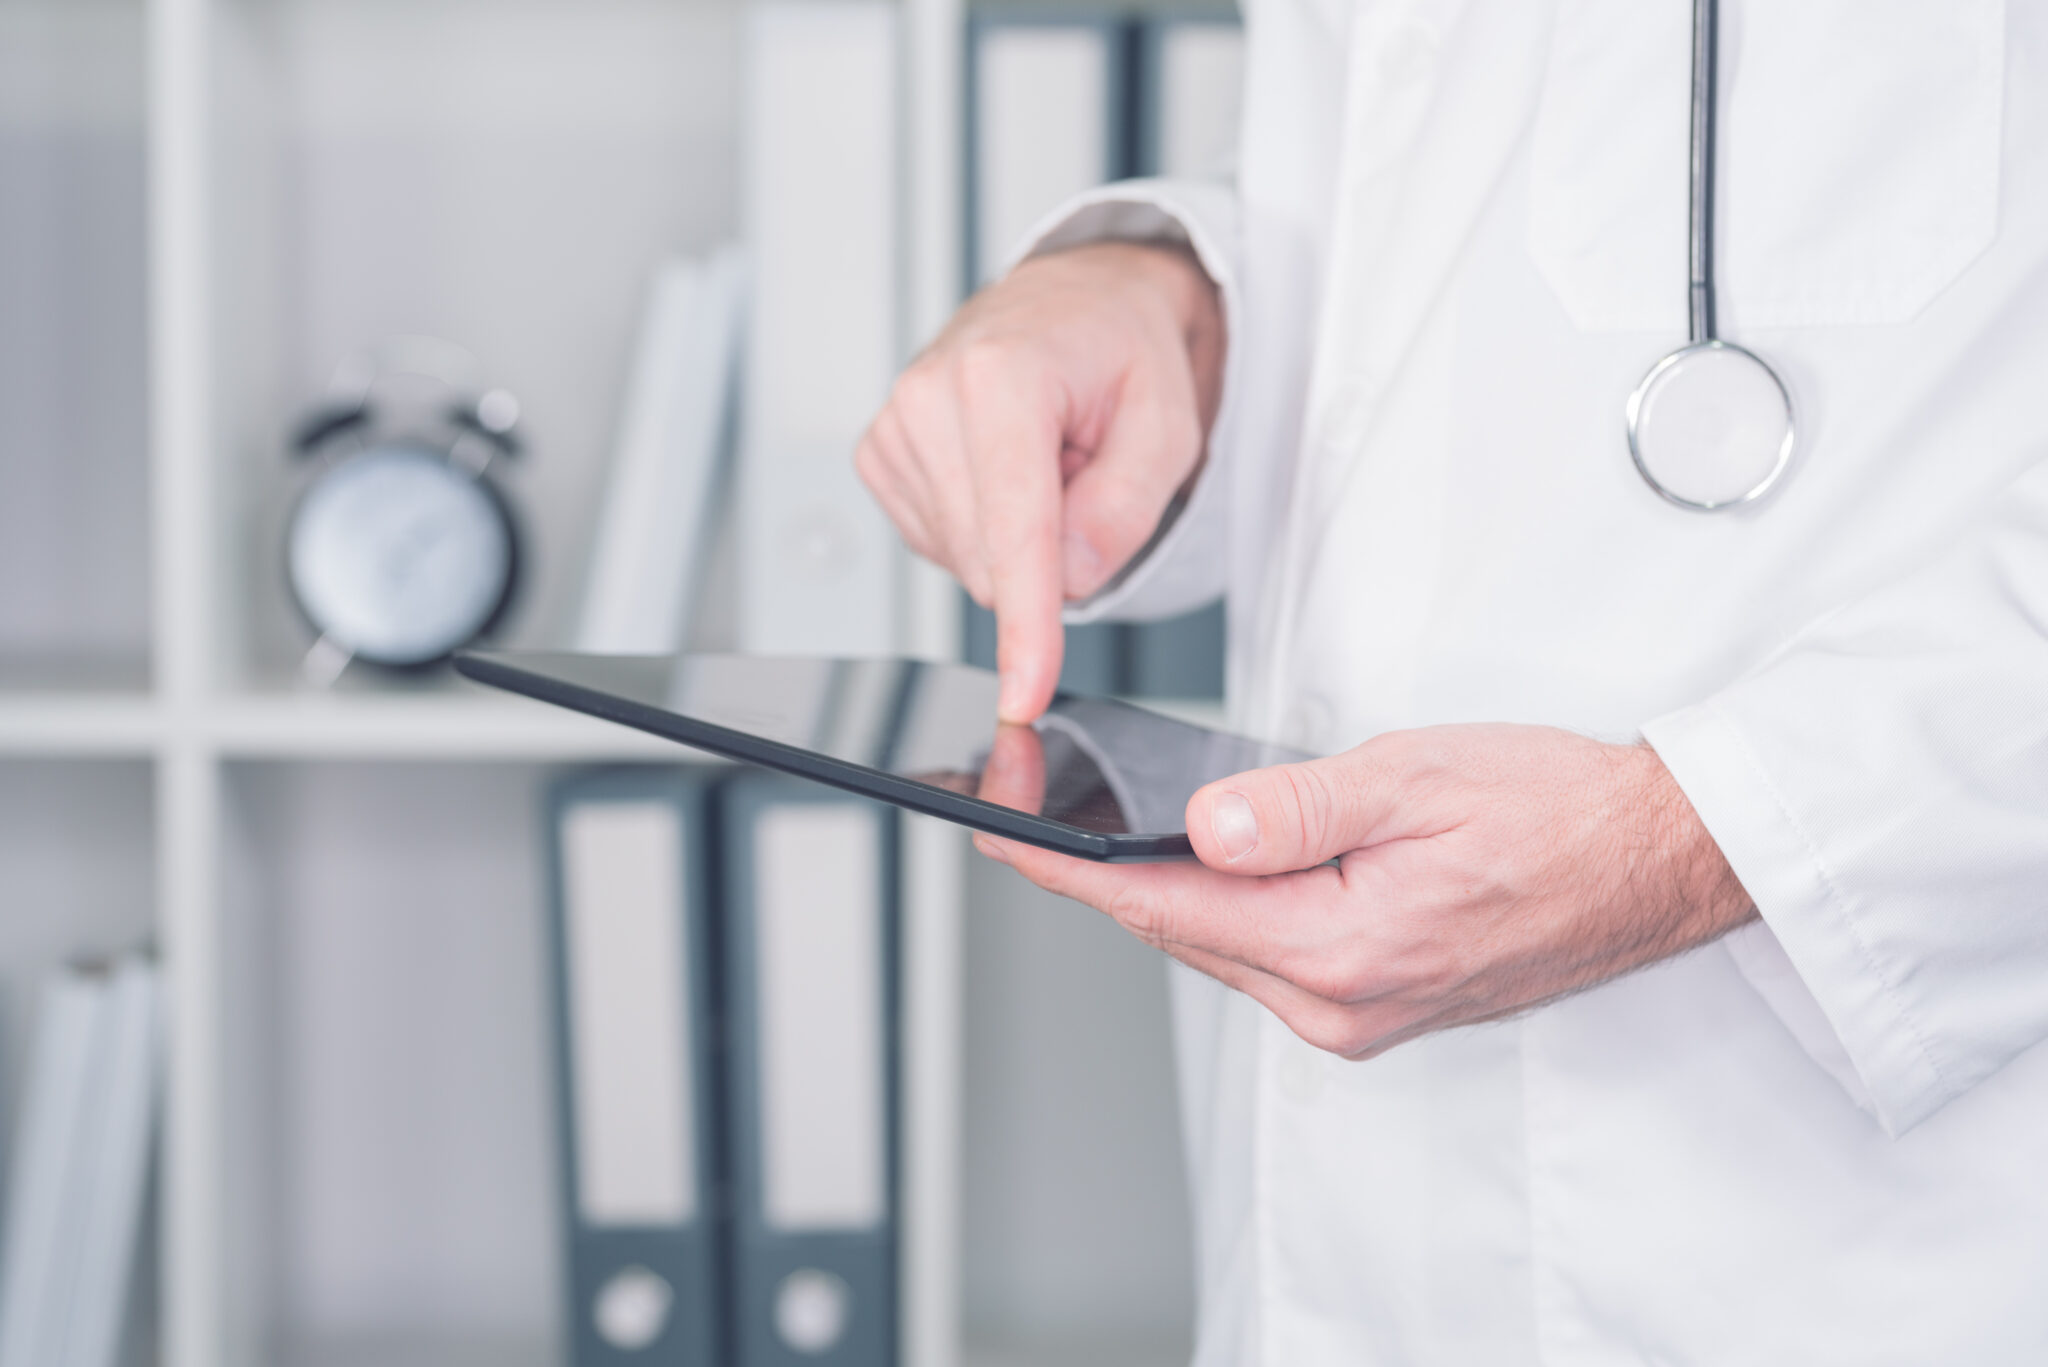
left=0, top=954, right=159, bottom=1367
left=575, top=247, right=746, bottom=655
left=736, top=0, right=902, bottom=656
left=968, top=16, right=1122, bottom=285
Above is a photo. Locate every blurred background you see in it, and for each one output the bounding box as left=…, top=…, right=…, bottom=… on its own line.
left=0, top=0, right=1238, bottom=1362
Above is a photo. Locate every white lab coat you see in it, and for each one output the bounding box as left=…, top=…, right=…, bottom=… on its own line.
left=1024, top=0, right=2048, bottom=1361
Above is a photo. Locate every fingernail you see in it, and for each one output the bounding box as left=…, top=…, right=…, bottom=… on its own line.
left=997, top=672, right=1028, bottom=721
left=973, top=835, right=1011, bottom=864
left=1211, top=793, right=1259, bottom=862
left=1063, top=529, right=1103, bottom=594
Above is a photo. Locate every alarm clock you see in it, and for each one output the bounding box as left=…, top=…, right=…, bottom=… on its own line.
left=285, top=339, right=524, bottom=679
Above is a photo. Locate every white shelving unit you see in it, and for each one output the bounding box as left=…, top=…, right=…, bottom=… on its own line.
left=1, top=0, right=1197, bottom=1362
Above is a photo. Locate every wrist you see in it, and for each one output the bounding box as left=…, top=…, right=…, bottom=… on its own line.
left=1629, top=742, right=1758, bottom=944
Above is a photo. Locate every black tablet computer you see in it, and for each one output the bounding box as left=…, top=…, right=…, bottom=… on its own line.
left=454, top=650, right=1307, bottom=861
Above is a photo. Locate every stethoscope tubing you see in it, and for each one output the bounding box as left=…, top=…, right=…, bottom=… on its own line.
left=1688, top=0, right=1720, bottom=344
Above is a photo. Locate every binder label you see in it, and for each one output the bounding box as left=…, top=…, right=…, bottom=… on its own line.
left=753, top=804, right=887, bottom=1231
left=562, top=801, right=697, bottom=1226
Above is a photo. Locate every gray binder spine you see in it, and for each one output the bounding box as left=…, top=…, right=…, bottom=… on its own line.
left=1131, top=8, right=1242, bottom=180
left=547, top=768, right=728, bottom=1367
left=1121, top=8, right=1237, bottom=701
left=720, top=774, right=899, bottom=1367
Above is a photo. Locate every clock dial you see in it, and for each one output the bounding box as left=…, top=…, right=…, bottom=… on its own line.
left=288, top=445, right=513, bottom=665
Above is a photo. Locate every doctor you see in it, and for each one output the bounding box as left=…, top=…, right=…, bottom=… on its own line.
left=859, top=1, right=2048, bottom=1361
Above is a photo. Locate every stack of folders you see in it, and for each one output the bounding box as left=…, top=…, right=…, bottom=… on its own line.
left=549, top=768, right=898, bottom=1367
left=0, top=952, right=160, bottom=1367
left=964, top=6, right=1247, bottom=700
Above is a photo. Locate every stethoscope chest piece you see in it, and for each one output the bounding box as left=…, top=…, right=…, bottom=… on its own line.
left=1627, top=0, right=1797, bottom=513
left=1627, top=339, right=1794, bottom=511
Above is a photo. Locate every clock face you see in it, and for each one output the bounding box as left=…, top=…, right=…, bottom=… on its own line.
left=288, top=445, right=514, bottom=666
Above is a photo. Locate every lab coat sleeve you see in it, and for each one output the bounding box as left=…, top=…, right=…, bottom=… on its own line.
left=1643, top=456, right=2048, bottom=1137
left=998, top=178, right=1248, bottom=624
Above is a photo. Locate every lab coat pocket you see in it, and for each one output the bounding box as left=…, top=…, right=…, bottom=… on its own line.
left=1529, top=0, right=2005, bottom=334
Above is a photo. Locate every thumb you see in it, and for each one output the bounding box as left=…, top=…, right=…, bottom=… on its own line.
left=1185, top=749, right=1400, bottom=875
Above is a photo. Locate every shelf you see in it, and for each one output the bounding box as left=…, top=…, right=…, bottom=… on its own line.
left=0, top=684, right=1229, bottom=763
left=0, top=693, right=162, bottom=756
left=1, top=0, right=1211, bottom=1358
left=206, top=691, right=697, bottom=760
left=0, top=691, right=701, bottom=760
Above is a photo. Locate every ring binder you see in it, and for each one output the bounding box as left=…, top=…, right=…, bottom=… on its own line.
left=720, top=774, right=899, bottom=1367
left=548, top=769, right=727, bottom=1367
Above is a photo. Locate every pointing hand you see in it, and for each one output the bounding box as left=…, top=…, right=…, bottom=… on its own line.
left=856, top=242, right=1224, bottom=722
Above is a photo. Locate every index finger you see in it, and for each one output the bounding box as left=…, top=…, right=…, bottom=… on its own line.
left=959, top=350, right=1066, bottom=723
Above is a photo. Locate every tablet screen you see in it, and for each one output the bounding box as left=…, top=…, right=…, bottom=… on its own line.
left=455, top=651, right=1308, bottom=860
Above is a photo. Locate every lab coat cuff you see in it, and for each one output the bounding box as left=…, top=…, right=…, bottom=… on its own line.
left=1006, top=179, right=1243, bottom=624
left=1643, top=701, right=1951, bottom=1136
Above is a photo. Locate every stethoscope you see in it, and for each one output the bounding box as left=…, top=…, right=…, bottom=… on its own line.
left=1626, top=0, right=1796, bottom=511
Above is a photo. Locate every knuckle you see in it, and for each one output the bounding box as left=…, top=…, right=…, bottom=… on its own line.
left=1288, top=1007, right=1372, bottom=1059
left=853, top=436, right=886, bottom=489
left=1279, top=763, right=1340, bottom=857
left=1379, top=727, right=1453, bottom=787
left=1105, top=881, right=1169, bottom=948
left=891, top=361, right=949, bottom=429
left=1289, top=946, right=1379, bottom=1005
left=897, top=520, right=937, bottom=563
left=956, top=336, right=1037, bottom=397
left=1137, top=389, right=1202, bottom=463
left=958, top=558, right=995, bottom=609
left=1073, top=470, right=1163, bottom=542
